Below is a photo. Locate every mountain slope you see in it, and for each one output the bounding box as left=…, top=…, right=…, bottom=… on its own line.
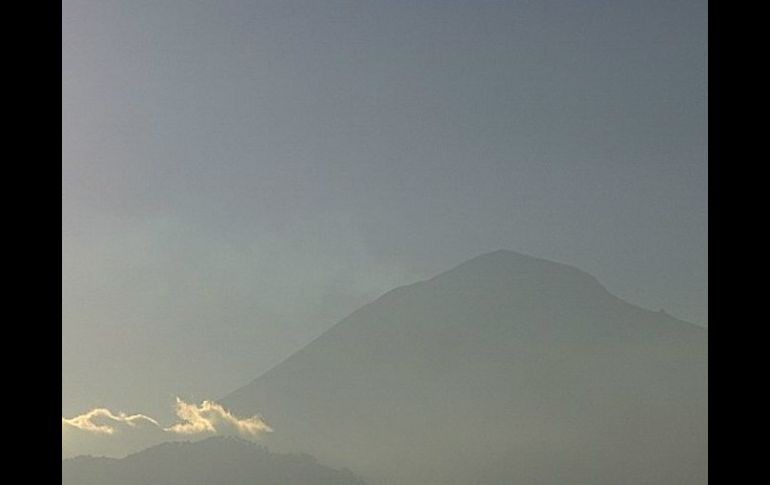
left=223, top=250, right=707, bottom=484
left=61, top=436, right=364, bottom=485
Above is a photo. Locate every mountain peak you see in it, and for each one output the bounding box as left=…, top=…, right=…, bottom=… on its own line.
left=438, top=249, right=590, bottom=275
left=222, top=248, right=707, bottom=485
left=450, top=249, right=591, bottom=272
left=426, top=249, right=607, bottom=299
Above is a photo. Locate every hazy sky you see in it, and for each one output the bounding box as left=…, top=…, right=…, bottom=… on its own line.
left=63, top=0, right=707, bottom=420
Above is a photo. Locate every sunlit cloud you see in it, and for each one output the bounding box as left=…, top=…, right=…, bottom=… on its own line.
left=166, top=397, right=272, bottom=436
left=62, top=398, right=271, bottom=458
left=63, top=398, right=270, bottom=437
left=62, top=408, right=160, bottom=435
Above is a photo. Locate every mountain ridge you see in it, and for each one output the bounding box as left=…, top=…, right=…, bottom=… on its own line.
left=221, top=250, right=706, bottom=485
left=62, top=436, right=365, bottom=485
left=233, top=249, right=694, bottom=390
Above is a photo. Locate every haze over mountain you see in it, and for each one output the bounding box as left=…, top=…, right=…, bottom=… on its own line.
left=63, top=0, right=708, bottom=423
left=222, top=250, right=707, bottom=485
left=62, top=436, right=364, bottom=485
left=63, top=1, right=707, bottom=482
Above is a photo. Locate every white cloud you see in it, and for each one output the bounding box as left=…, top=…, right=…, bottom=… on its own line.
left=62, top=408, right=160, bottom=435
left=62, top=398, right=271, bottom=458
left=165, top=398, right=272, bottom=436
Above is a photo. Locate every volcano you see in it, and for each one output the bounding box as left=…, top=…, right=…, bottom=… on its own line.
left=223, top=250, right=707, bottom=484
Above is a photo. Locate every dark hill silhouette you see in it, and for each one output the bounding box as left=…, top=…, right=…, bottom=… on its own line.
left=61, top=436, right=364, bottom=485
left=223, top=250, right=707, bottom=485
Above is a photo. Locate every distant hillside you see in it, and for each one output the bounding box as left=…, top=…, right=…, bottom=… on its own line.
left=61, top=436, right=364, bottom=485
left=224, top=250, right=707, bottom=485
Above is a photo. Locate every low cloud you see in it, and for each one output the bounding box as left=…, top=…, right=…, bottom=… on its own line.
left=62, top=408, right=160, bottom=435
left=62, top=398, right=271, bottom=458
left=166, top=398, right=272, bottom=436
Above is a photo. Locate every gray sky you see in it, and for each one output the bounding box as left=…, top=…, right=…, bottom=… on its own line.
left=63, top=0, right=707, bottom=420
